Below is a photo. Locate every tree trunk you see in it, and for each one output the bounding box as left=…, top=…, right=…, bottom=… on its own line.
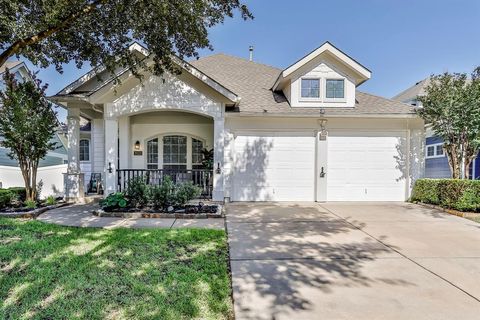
left=446, top=145, right=461, bottom=179
left=20, top=161, right=32, bottom=201
left=31, top=163, right=38, bottom=201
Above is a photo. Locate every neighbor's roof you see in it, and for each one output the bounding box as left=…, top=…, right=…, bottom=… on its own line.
left=0, top=61, right=23, bottom=74
left=190, top=54, right=415, bottom=116
left=392, top=78, right=430, bottom=103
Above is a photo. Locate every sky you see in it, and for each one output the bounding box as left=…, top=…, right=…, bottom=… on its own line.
left=20, top=0, right=480, bottom=122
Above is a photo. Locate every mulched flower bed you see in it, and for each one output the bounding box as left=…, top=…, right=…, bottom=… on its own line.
left=0, top=202, right=71, bottom=218
left=94, top=203, right=223, bottom=219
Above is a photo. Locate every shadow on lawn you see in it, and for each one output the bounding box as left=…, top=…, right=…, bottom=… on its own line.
left=0, top=220, right=232, bottom=319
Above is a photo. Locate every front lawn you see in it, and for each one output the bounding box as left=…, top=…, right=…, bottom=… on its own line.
left=0, top=218, right=232, bottom=319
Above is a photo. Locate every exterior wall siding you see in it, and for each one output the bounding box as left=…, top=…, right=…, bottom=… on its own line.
left=425, top=136, right=480, bottom=179
left=0, top=164, right=67, bottom=198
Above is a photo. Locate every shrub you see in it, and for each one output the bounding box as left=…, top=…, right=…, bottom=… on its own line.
left=174, top=181, right=202, bottom=206
left=8, top=187, right=26, bottom=203
left=411, top=178, right=480, bottom=212
left=148, top=176, right=175, bottom=209
left=100, top=192, right=128, bottom=211
left=45, top=195, right=56, bottom=206
left=410, top=179, right=440, bottom=204
left=125, top=176, right=148, bottom=208
left=147, top=176, right=202, bottom=209
left=25, top=199, right=37, bottom=209
left=0, top=189, right=13, bottom=209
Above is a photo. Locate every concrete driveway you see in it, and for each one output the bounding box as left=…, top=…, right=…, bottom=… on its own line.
left=226, top=202, right=480, bottom=320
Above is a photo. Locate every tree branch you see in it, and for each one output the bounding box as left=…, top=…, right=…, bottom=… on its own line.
left=0, top=0, right=106, bottom=67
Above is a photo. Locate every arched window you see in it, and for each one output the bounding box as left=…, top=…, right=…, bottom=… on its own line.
left=79, top=139, right=90, bottom=161
left=146, top=135, right=206, bottom=170
left=163, top=135, right=187, bottom=170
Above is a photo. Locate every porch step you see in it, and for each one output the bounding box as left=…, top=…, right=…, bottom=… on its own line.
left=81, top=194, right=103, bottom=204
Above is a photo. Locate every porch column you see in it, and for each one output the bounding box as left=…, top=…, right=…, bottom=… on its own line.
left=104, top=117, right=119, bottom=195
left=118, top=116, right=130, bottom=169
left=212, top=115, right=225, bottom=201
left=63, top=107, right=84, bottom=202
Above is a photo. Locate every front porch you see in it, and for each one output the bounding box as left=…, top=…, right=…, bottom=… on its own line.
left=64, top=107, right=227, bottom=202
left=58, top=63, right=236, bottom=203
left=114, top=110, right=217, bottom=199
left=117, top=168, right=214, bottom=199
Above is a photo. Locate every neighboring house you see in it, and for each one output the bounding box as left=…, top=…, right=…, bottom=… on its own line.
left=0, top=61, right=68, bottom=196
left=393, top=79, right=479, bottom=179
left=51, top=42, right=424, bottom=202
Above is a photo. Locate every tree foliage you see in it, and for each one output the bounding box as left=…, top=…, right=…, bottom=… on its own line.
left=0, top=71, right=58, bottom=201
left=418, top=68, right=480, bottom=179
left=0, top=0, right=252, bottom=77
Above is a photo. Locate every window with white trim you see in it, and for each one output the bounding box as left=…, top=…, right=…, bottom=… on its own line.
left=301, top=78, right=320, bottom=98
left=79, top=139, right=90, bottom=161
left=163, top=135, right=187, bottom=170
left=426, top=143, right=444, bottom=159
left=326, top=79, right=345, bottom=99
left=146, top=138, right=158, bottom=169
left=192, top=138, right=204, bottom=169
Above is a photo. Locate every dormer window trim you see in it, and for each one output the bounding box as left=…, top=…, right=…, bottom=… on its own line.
left=299, top=77, right=321, bottom=101
left=324, top=78, right=346, bottom=103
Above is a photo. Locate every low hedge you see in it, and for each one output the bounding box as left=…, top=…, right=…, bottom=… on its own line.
left=0, top=189, right=13, bottom=209
left=8, top=187, right=26, bottom=202
left=411, top=179, right=480, bottom=212
left=0, top=187, right=27, bottom=209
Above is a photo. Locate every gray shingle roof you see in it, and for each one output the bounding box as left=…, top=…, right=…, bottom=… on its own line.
left=392, top=78, right=430, bottom=103
left=190, top=53, right=415, bottom=116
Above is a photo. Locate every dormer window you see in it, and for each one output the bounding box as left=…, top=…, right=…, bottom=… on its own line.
left=301, top=79, right=320, bottom=98
left=326, top=79, right=345, bottom=99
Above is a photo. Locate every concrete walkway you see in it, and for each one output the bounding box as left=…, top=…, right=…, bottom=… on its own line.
left=227, top=202, right=480, bottom=320
left=37, top=204, right=224, bottom=229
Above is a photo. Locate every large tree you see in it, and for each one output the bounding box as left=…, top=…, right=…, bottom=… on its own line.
left=0, top=1, right=251, bottom=76
left=418, top=68, right=480, bottom=179
left=0, top=71, right=58, bottom=201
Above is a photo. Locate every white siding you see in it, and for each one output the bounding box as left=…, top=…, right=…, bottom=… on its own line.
left=0, top=164, right=67, bottom=199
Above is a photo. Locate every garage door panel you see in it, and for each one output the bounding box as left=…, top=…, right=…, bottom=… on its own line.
left=327, top=132, right=407, bottom=201
left=233, top=133, right=315, bottom=201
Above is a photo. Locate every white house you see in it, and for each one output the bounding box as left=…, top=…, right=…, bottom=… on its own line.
left=51, top=42, right=425, bottom=202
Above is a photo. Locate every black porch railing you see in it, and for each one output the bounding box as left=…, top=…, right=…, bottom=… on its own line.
left=117, top=169, right=213, bottom=199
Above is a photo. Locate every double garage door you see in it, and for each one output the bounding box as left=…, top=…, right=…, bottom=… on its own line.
left=232, top=131, right=406, bottom=202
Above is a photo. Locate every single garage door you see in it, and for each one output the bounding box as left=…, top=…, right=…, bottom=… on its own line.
left=232, top=132, right=315, bottom=201
left=327, top=131, right=407, bottom=201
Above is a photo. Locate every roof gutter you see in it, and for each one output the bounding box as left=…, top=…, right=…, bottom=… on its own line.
left=224, top=112, right=419, bottom=119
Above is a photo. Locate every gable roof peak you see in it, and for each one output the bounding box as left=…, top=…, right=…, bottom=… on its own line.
left=272, top=41, right=372, bottom=91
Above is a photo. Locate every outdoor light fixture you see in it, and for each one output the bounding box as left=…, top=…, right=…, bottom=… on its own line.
left=216, top=162, right=221, bottom=174
left=108, top=162, right=113, bottom=173
left=134, top=140, right=141, bottom=150
left=318, top=119, right=328, bottom=141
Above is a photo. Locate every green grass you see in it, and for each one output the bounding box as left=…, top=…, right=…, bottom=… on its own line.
left=0, top=218, right=233, bottom=320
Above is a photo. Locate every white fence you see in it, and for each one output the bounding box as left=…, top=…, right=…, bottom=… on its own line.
left=0, top=164, right=67, bottom=199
